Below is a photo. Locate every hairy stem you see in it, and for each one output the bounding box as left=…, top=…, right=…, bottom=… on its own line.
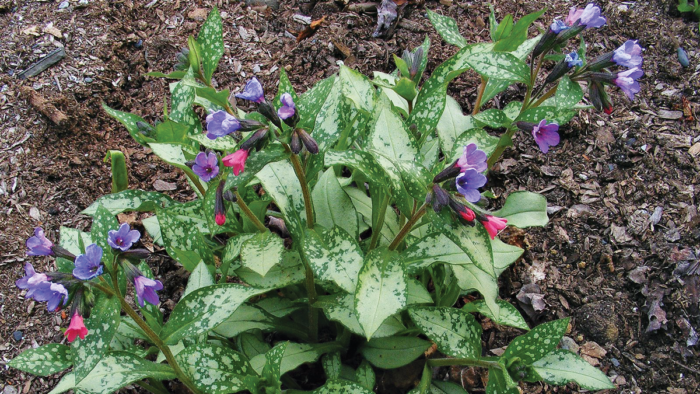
left=486, top=125, right=518, bottom=169
left=529, top=85, right=559, bottom=109
left=101, top=276, right=202, bottom=394
left=234, top=190, right=267, bottom=233
left=288, top=151, right=315, bottom=228
left=369, top=193, right=391, bottom=251
left=427, top=357, right=502, bottom=370
left=297, top=248, right=319, bottom=343
left=389, top=202, right=427, bottom=251
left=472, top=76, right=487, bottom=115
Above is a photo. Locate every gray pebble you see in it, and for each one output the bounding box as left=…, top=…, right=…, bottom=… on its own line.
left=84, top=77, right=93, bottom=83
left=3, top=385, right=18, bottom=394
left=58, top=1, right=69, bottom=9
left=12, top=331, right=23, bottom=341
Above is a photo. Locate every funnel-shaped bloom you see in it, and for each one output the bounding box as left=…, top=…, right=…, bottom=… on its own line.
left=34, top=282, right=68, bottom=311
left=205, top=111, right=241, bottom=140
left=192, top=152, right=219, bottom=182
left=235, top=77, right=265, bottom=103
left=277, top=93, right=296, bottom=120
left=532, top=120, right=560, bottom=154
left=73, top=244, right=104, bottom=281
left=16, top=263, right=49, bottom=299
left=481, top=215, right=508, bottom=240
left=613, top=40, right=643, bottom=68
left=223, top=149, right=249, bottom=176
left=614, top=67, right=643, bottom=100
left=134, top=275, right=163, bottom=307
left=26, top=227, right=53, bottom=256
left=456, top=169, right=487, bottom=203
left=456, top=143, right=487, bottom=173
left=65, top=312, right=88, bottom=342
left=566, top=4, right=606, bottom=28
left=108, top=223, right=141, bottom=251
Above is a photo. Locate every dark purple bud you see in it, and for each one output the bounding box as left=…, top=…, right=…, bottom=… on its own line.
left=587, top=72, right=617, bottom=85
left=298, top=129, right=319, bottom=154
left=544, top=58, right=571, bottom=85
left=120, top=248, right=151, bottom=261
left=532, top=27, right=559, bottom=59
left=240, top=128, right=269, bottom=152
left=257, top=102, right=282, bottom=129
left=238, top=119, right=265, bottom=132
left=589, top=80, right=614, bottom=115
left=432, top=185, right=450, bottom=213
left=515, top=121, right=535, bottom=132
left=215, top=180, right=226, bottom=226
left=554, top=23, right=585, bottom=45
left=586, top=51, right=615, bottom=72
left=290, top=131, right=303, bottom=154
left=433, top=160, right=461, bottom=183
left=223, top=190, right=237, bottom=202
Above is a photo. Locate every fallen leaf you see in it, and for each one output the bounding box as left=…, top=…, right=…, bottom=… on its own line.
left=22, top=26, right=40, bottom=36
left=153, top=179, right=177, bottom=191
left=43, top=23, right=63, bottom=39
left=628, top=266, right=650, bottom=284
left=297, top=16, right=326, bottom=42
left=610, top=224, right=634, bottom=244
left=580, top=341, right=607, bottom=359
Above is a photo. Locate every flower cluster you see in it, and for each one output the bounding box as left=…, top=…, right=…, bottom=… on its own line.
left=17, top=224, right=162, bottom=342
left=429, top=143, right=508, bottom=239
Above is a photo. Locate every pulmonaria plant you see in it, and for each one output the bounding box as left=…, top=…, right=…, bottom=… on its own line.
left=11, top=5, right=628, bottom=394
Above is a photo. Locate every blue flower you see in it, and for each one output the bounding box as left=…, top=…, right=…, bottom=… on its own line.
left=205, top=111, right=240, bottom=140
left=16, top=263, right=49, bottom=299
left=565, top=52, right=583, bottom=68
left=107, top=223, right=141, bottom=251
left=33, top=282, right=68, bottom=311
left=73, top=244, right=104, bottom=280
left=26, top=227, right=53, bottom=256
left=456, top=169, right=487, bottom=203
left=192, top=152, right=219, bottom=182
left=277, top=93, right=296, bottom=120
left=235, top=77, right=265, bottom=103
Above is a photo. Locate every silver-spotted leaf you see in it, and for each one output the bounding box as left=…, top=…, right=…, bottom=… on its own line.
left=9, top=344, right=72, bottom=377
left=531, top=349, right=615, bottom=390
left=409, top=306, right=482, bottom=358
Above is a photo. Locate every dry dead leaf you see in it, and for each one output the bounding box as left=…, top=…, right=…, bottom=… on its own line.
left=22, top=26, right=40, bottom=36
left=297, top=16, right=326, bottom=42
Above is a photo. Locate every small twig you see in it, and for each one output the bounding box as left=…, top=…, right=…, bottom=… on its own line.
left=20, top=86, right=68, bottom=126
left=669, top=358, right=700, bottom=376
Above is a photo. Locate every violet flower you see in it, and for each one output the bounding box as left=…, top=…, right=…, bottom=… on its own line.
left=26, top=227, right=53, bottom=256
left=613, top=40, right=643, bottom=69
left=107, top=223, right=141, bottom=251
left=133, top=275, right=163, bottom=307
left=456, top=143, right=487, bottom=173
left=34, top=282, right=68, bottom=311
left=16, top=263, right=49, bottom=299
left=550, top=20, right=569, bottom=34
left=456, top=169, right=487, bottom=203
left=235, top=77, right=265, bottom=103
left=566, top=4, right=606, bottom=28
left=277, top=93, right=296, bottom=120
left=73, top=244, right=104, bottom=281
left=565, top=52, right=583, bottom=68
left=532, top=120, right=561, bottom=154
left=614, top=67, right=643, bottom=100
left=205, top=111, right=241, bottom=140
left=192, top=152, right=219, bottom=182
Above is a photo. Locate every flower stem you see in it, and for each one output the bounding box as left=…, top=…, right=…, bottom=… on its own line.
left=101, top=277, right=202, bottom=394
left=297, top=247, right=319, bottom=343
left=369, top=193, right=391, bottom=251
left=529, top=85, right=559, bottom=109
left=472, top=76, right=487, bottom=115
left=184, top=172, right=207, bottom=197
left=427, top=357, right=502, bottom=370
left=234, top=190, right=267, bottom=233
left=486, top=125, right=517, bottom=169
left=287, top=150, right=315, bottom=228
left=389, top=202, right=427, bottom=251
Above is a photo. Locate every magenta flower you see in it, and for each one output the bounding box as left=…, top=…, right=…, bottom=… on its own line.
left=566, top=4, right=606, bottom=28
left=532, top=120, right=560, bottom=154
left=614, top=67, right=643, bottom=100
left=613, top=40, right=643, bottom=69
left=235, top=77, right=265, bottom=103
left=277, top=93, right=296, bottom=120
left=456, top=169, right=487, bottom=203
left=223, top=149, right=249, bottom=176
left=26, top=227, right=53, bottom=256
left=65, top=312, right=88, bottom=342
left=456, top=143, right=487, bottom=173
left=73, top=244, right=104, bottom=281
left=16, top=263, right=49, bottom=299
left=107, top=223, right=141, bottom=251
left=192, top=152, right=219, bottom=182
left=33, top=282, right=68, bottom=311
left=481, top=215, right=508, bottom=240
left=134, top=275, right=163, bottom=307
left=205, top=111, right=241, bottom=140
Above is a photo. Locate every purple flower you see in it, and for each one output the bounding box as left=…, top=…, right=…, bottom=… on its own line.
left=205, top=111, right=241, bottom=140
left=456, top=143, right=487, bottom=173
left=550, top=20, right=569, bottom=34
left=613, top=40, right=643, bottom=68
left=566, top=4, right=606, bottom=28
left=33, top=282, right=68, bottom=311
left=456, top=169, right=487, bottom=203
left=26, top=227, right=53, bottom=256
left=614, top=67, right=643, bottom=100
left=235, top=77, right=265, bottom=103
left=277, top=93, right=296, bottom=120
left=73, top=244, right=104, bottom=280
left=532, top=120, right=560, bottom=153
left=133, top=276, right=163, bottom=307
left=565, top=52, right=583, bottom=68
left=107, top=223, right=141, bottom=251
left=192, top=152, right=220, bottom=182
left=16, top=263, right=49, bottom=299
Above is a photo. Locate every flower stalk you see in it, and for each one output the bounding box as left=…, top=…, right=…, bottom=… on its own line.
left=234, top=190, right=267, bottom=233
left=427, top=357, right=502, bottom=370
left=389, top=202, right=428, bottom=251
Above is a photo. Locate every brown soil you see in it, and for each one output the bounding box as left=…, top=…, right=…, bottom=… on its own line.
left=0, top=0, right=698, bottom=393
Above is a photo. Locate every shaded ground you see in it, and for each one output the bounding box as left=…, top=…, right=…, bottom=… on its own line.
left=0, top=0, right=699, bottom=393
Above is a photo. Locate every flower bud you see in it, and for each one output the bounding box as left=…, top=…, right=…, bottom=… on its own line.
left=120, top=248, right=151, bottom=261
left=515, top=121, right=535, bottom=133
left=52, top=245, right=76, bottom=262
left=298, top=129, right=319, bottom=154
left=433, top=160, right=461, bottom=184
left=223, top=190, right=237, bottom=202
left=215, top=180, right=226, bottom=226
left=238, top=119, right=266, bottom=132
left=589, top=80, right=613, bottom=115
left=290, top=131, right=303, bottom=154
left=257, top=101, right=282, bottom=129
left=554, top=23, right=585, bottom=45
left=432, top=185, right=450, bottom=213
left=586, top=51, right=615, bottom=72
left=240, top=128, right=269, bottom=152
left=532, top=27, right=559, bottom=59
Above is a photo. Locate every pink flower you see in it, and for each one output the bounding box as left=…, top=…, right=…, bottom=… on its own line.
left=459, top=208, right=476, bottom=222
left=65, top=312, right=88, bottom=342
left=481, top=215, right=507, bottom=240
left=222, top=149, right=249, bottom=176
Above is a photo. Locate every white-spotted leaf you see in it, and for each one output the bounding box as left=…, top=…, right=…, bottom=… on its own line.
left=532, top=349, right=615, bottom=390
left=409, top=306, right=482, bottom=358
left=9, top=344, right=72, bottom=377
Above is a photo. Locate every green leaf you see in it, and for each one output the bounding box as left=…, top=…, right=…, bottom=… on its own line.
left=102, top=103, right=155, bottom=146
left=532, top=349, right=615, bottom=390
left=465, top=52, right=530, bottom=84
left=369, top=151, right=414, bottom=216
left=240, top=231, right=285, bottom=277
left=304, top=227, right=364, bottom=293
left=485, top=368, right=520, bottom=394
left=322, top=352, right=342, bottom=380
left=492, top=238, right=523, bottom=276
left=427, top=10, right=467, bottom=48
left=492, top=191, right=549, bottom=228
left=184, top=261, right=215, bottom=298
left=223, top=143, right=290, bottom=191
left=355, top=360, right=376, bottom=391
left=436, top=96, right=479, bottom=155
left=310, top=76, right=354, bottom=152
left=452, top=128, right=500, bottom=159
left=367, top=97, right=418, bottom=162
left=160, top=284, right=269, bottom=345
left=451, top=263, right=500, bottom=319
left=251, top=342, right=339, bottom=377
left=403, top=232, right=472, bottom=273
left=145, top=70, right=187, bottom=79
left=481, top=36, right=541, bottom=106
left=355, top=248, right=407, bottom=339
left=315, top=379, right=375, bottom=394
left=409, top=306, right=482, bottom=358
left=104, top=150, right=128, bottom=193
left=395, top=160, right=431, bottom=201
left=339, top=65, right=377, bottom=113
left=196, top=7, right=224, bottom=84
left=256, top=161, right=307, bottom=240
left=238, top=332, right=270, bottom=359
left=260, top=342, right=287, bottom=393
left=169, top=68, right=200, bottom=139
left=177, top=343, right=254, bottom=394
left=189, top=133, right=238, bottom=151
left=554, top=76, right=584, bottom=108
left=314, top=293, right=405, bottom=338
left=155, top=119, right=190, bottom=144
left=493, top=14, right=514, bottom=42
left=213, top=303, right=300, bottom=338
left=502, top=318, right=570, bottom=366
left=82, top=190, right=175, bottom=216
left=442, top=222, right=495, bottom=277
left=222, top=233, right=255, bottom=269
left=430, top=381, right=469, bottom=394
left=359, top=336, right=431, bottom=369
left=194, top=87, right=230, bottom=112
left=90, top=204, right=119, bottom=262
left=312, top=169, right=359, bottom=238
left=408, top=279, right=434, bottom=305
left=236, top=250, right=305, bottom=288
left=344, top=186, right=400, bottom=245
left=9, top=344, right=72, bottom=377
left=71, top=295, right=121, bottom=383
left=516, top=106, right=576, bottom=125
left=473, top=109, right=508, bottom=128
left=297, top=75, right=335, bottom=131
left=156, top=206, right=214, bottom=270
left=463, top=299, right=529, bottom=330
left=492, top=9, right=545, bottom=52
left=149, top=143, right=199, bottom=181
left=273, top=67, right=298, bottom=109
left=325, top=150, right=391, bottom=190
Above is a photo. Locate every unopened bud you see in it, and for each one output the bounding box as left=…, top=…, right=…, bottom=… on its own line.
left=586, top=51, right=615, bottom=72
left=532, top=28, right=558, bottom=59
left=257, top=101, right=282, bottom=129
left=433, top=161, right=461, bottom=184
left=432, top=185, right=450, bottom=213
left=215, top=180, right=226, bottom=226
left=120, top=248, right=151, bottom=261
left=223, top=190, right=237, bottom=202
left=240, top=128, right=269, bottom=152
left=290, top=131, right=303, bottom=154
left=238, top=119, right=265, bottom=132
left=554, top=23, right=585, bottom=45
left=515, top=121, right=535, bottom=132
left=52, top=245, right=76, bottom=262
left=298, top=129, right=319, bottom=154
